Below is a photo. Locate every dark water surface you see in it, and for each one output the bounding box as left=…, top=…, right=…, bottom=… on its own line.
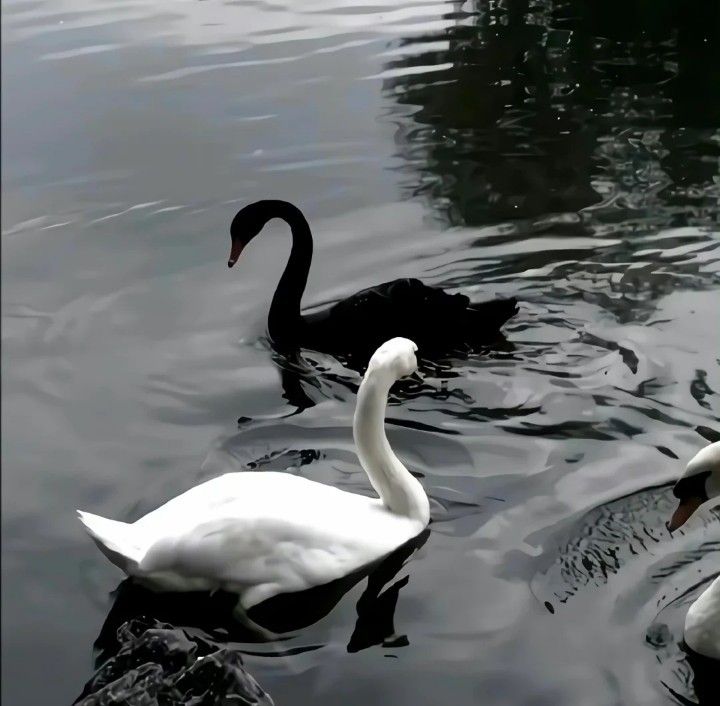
left=3, top=1, right=720, bottom=704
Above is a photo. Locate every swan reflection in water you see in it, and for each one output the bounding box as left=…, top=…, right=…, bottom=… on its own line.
left=260, top=337, right=516, bottom=418
left=76, top=530, right=429, bottom=703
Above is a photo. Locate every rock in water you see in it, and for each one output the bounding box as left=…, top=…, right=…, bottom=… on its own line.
left=75, top=617, right=273, bottom=705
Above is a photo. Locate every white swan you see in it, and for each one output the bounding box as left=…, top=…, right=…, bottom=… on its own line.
left=78, top=337, right=430, bottom=610
left=667, top=441, right=720, bottom=660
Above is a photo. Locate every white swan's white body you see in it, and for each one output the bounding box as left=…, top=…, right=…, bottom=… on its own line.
left=78, top=338, right=429, bottom=609
left=685, top=576, right=720, bottom=660
left=670, top=441, right=720, bottom=660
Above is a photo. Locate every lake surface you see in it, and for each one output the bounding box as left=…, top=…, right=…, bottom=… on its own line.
left=2, top=1, right=719, bottom=704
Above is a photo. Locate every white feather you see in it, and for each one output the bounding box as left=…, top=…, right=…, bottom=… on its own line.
left=676, top=441, right=720, bottom=659
left=685, top=576, right=720, bottom=660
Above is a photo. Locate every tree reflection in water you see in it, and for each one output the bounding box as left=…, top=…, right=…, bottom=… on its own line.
left=383, top=0, right=719, bottom=228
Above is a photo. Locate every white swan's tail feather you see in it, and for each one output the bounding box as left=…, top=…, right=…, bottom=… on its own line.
left=77, top=510, right=143, bottom=573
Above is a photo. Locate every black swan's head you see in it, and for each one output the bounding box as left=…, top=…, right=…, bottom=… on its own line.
left=228, top=200, right=303, bottom=268
left=228, top=201, right=269, bottom=268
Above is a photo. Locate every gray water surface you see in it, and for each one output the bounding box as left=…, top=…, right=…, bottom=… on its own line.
left=2, top=1, right=720, bottom=704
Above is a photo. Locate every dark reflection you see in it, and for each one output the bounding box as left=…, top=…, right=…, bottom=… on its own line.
left=384, top=0, right=720, bottom=228
left=77, top=531, right=429, bottom=702
left=263, top=337, right=515, bottom=415
left=684, top=648, right=719, bottom=706
left=253, top=529, right=430, bottom=643
left=233, top=333, right=515, bottom=420
left=271, top=348, right=319, bottom=413
left=696, top=426, right=720, bottom=445
left=346, top=527, right=430, bottom=652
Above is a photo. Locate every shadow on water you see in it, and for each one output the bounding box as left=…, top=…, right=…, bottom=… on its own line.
left=253, top=528, right=430, bottom=644
left=383, top=0, right=720, bottom=228
left=682, top=649, right=720, bottom=706
left=76, top=531, right=430, bottom=703
left=264, top=337, right=516, bottom=415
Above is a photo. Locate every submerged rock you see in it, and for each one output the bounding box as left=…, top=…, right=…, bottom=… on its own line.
left=75, top=618, right=273, bottom=706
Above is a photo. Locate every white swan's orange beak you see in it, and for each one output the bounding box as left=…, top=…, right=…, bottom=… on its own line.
left=667, top=496, right=704, bottom=532
left=228, top=242, right=244, bottom=268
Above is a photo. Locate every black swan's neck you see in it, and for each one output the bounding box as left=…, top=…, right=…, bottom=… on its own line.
left=265, top=202, right=313, bottom=345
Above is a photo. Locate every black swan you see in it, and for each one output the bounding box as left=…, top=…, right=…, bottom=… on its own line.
left=228, top=200, right=518, bottom=358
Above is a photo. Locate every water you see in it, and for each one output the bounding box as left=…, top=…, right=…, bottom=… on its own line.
left=2, top=1, right=719, bottom=704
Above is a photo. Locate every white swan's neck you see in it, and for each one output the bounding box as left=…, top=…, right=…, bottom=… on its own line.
left=353, top=373, right=430, bottom=525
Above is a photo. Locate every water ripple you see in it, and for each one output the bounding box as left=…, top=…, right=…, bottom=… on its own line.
left=3, top=1, right=719, bottom=704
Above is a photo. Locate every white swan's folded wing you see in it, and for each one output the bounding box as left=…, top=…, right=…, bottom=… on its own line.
left=90, top=471, right=424, bottom=606
left=138, top=513, right=382, bottom=606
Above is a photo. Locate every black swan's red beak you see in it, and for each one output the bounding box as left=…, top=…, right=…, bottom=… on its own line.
left=228, top=241, right=244, bottom=268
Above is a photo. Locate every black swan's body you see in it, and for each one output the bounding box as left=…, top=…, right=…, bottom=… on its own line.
left=228, top=200, right=518, bottom=358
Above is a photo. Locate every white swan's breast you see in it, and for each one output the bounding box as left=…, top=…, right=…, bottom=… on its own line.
left=685, top=576, right=720, bottom=660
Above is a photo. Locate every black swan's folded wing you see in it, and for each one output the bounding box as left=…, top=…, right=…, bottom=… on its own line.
left=312, top=279, right=517, bottom=352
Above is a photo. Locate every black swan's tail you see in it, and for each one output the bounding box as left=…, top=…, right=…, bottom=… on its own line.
left=467, top=297, right=519, bottom=338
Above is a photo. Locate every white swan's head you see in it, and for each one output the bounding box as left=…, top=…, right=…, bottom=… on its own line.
left=668, top=441, right=720, bottom=531
left=366, top=337, right=418, bottom=380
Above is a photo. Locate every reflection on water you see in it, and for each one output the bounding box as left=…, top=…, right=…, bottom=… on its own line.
left=385, top=0, right=720, bottom=227
left=2, top=0, right=719, bottom=704
left=77, top=530, right=429, bottom=703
